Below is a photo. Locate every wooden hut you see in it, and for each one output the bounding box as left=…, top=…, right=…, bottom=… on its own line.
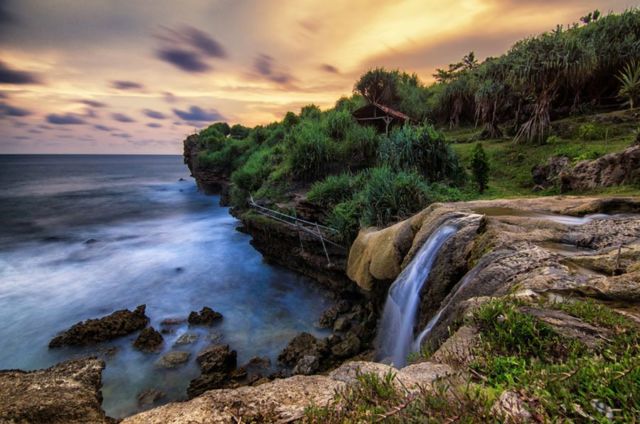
left=352, top=102, right=412, bottom=135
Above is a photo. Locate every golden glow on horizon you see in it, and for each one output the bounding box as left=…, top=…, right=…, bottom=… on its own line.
left=0, top=0, right=635, bottom=153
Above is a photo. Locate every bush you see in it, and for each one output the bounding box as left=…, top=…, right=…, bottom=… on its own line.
left=286, top=121, right=335, bottom=181
left=198, top=138, right=256, bottom=173
left=323, top=109, right=354, bottom=140
left=471, top=143, right=490, bottom=193
left=379, top=124, right=465, bottom=185
left=359, top=167, right=431, bottom=227
left=327, top=199, right=362, bottom=245
left=230, top=124, right=251, bottom=139
left=231, top=147, right=275, bottom=192
left=341, top=125, right=379, bottom=166
left=300, top=104, right=322, bottom=121
left=307, top=173, right=358, bottom=208
left=283, top=111, right=299, bottom=129
left=576, top=123, right=605, bottom=141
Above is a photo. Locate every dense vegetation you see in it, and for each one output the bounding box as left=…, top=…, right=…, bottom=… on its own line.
left=304, top=298, right=640, bottom=422
left=194, top=9, right=640, bottom=244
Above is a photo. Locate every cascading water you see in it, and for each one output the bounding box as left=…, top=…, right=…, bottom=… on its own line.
left=375, top=223, right=457, bottom=368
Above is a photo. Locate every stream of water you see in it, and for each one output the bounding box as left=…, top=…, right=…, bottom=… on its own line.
left=0, top=155, right=333, bottom=418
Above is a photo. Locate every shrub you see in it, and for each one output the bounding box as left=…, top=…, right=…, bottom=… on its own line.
left=286, top=121, right=335, bottom=181
left=323, top=109, right=354, bottom=140
left=379, top=124, right=465, bottom=185
left=576, top=123, right=604, bottom=140
left=230, top=124, right=251, bottom=139
left=327, top=199, right=361, bottom=245
left=307, top=173, right=357, bottom=208
left=300, top=104, right=322, bottom=121
left=341, top=125, right=379, bottom=166
left=231, top=147, right=274, bottom=192
left=471, top=143, right=490, bottom=193
left=359, top=167, right=431, bottom=227
left=283, top=111, right=299, bottom=129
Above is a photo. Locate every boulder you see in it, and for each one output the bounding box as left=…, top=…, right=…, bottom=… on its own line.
left=188, top=307, right=223, bottom=326
left=133, top=327, right=163, bottom=352
left=137, top=389, right=165, bottom=407
left=0, top=358, right=112, bottom=424
left=560, top=146, right=640, bottom=192
left=316, top=300, right=350, bottom=328
left=49, top=305, right=149, bottom=348
left=330, top=333, right=360, bottom=358
left=278, top=332, right=327, bottom=366
left=292, top=355, right=319, bottom=375
left=155, top=351, right=190, bottom=369
left=174, top=332, right=199, bottom=345
left=531, top=156, right=570, bottom=187
left=187, top=372, right=228, bottom=398
left=196, top=344, right=237, bottom=374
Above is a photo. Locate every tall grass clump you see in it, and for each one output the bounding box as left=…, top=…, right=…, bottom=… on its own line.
left=286, top=120, right=335, bottom=181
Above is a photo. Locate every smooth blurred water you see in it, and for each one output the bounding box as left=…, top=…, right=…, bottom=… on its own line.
left=0, top=155, right=333, bottom=418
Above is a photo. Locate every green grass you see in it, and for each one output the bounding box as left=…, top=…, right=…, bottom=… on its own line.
left=446, top=113, right=636, bottom=199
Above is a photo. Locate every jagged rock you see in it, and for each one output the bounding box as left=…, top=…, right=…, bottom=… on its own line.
left=333, top=315, right=351, bottom=332
left=174, top=332, right=199, bottom=345
left=491, top=390, right=533, bottom=423
left=187, top=372, right=227, bottom=398
left=133, top=327, right=163, bottom=352
left=49, top=305, right=149, bottom=348
left=278, top=332, right=327, bottom=366
left=430, top=325, right=479, bottom=367
left=316, top=300, right=350, bottom=328
left=0, top=358, right=112, bottom=424
left=522, top=307, right=611, bottom=348
left=188, top=307, right=223, bottom=326
left=531, top=156, right=570, bottom=187
left=196, top=344, right=237, bottom=374
left=331, top=333, right=360, bottom=358
left=155, top=351, right=190, bottom=369
left=123, top=361, right=452, bottom=424
left=245, top=356, right=271, bottom=371
left=137, top=389, right=165, bottom=407
left=292, top=355, right=319, bottom=375
left=560, top=146, right=640, bottom=192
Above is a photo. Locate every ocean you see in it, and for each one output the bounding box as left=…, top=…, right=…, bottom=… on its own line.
left=0, top=154, right=333, bottom=418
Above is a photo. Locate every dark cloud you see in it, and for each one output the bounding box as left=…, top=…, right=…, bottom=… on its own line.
left=83, top=108, right=98, bottom=118
left=0, top=2, right=16, bottom=25
left=253, top=55, right=294, bottom=84
left=0, top=102, right=32, bottom=117
left=320, top=64, right=339, bottom=73
left=147, top=122, right=162, bottom=128
left=142, top=109, right=167, bottom=120
left=156, top=48, right=211, bottom=73
left=111, top=112, right=135, bottom=123
left=111, top=132, right=132, bottom=139
left=155, top=26, right=226, bottom=73
left=179, top=26, right=226, bottom=58
left=94, top=124, right=113, bottom=131
left=78, top=99, right=107, bottom=108
left=46, top=113, right=86, bottom=125
left=111, top=80, right=144, bottom=90
left=173, top=105, right=224, bottom=122
left=0, top=61, right=41, bottom=85
left=28, top=128, right=42, bottom=134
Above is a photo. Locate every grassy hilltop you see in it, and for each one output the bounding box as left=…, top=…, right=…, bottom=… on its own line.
left=192, top=8, right=640, bottom=244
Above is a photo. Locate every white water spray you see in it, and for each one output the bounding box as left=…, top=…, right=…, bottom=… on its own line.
left=375, top=224, right=457, bottom=368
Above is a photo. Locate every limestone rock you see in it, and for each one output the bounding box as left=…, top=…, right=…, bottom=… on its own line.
left=174, top=332, right=199, bottom=345
left=188, top=307, right=223, bottom=326
left=196, top=344, right=237, bottom=374
left=49, top=305, right=149, bottom=348
left=155, top=351, right=190, bottom=369
left=292, top=355, right=319, bottom=375
left=331, top=333, right=360, bottom=358
left=133, top=327, right=163, bottom=352
left=560, top=146, right=640, bottom=192
left=278, top=332, right=327, bottom=366
left=137, top=389, right=165, bottom=407
left=0, top=358, right=112, bottom=424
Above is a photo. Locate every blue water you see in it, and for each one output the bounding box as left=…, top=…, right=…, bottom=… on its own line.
left=0, top=155, right=333, bottom=418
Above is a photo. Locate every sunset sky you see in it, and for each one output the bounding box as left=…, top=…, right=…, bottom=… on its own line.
left=0, top=0, right=636, bottom=154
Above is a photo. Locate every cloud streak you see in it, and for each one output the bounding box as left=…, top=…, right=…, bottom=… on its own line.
left=173, top=105, right=224, bottom=122
left=46, top=113, right=86, bottom=125
left=111, top=80, right=144, bottom=90
left=155, top=25, right=226, bottom=73
left=111, top=112, right=136, bottom=122
left=0, top=61, right=40, bottom=84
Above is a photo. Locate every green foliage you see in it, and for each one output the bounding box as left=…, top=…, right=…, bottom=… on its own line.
left=197, top=138, right=256, bottom=173
left=359, top=167, right=431, bottom=227
left=354, top=67, right=401, bottom=105
left=341, top=124, right=379, bottom=166
left=379, top=124, right=465, bottom=185
left=300, top=104, right=322, bottom=121
left=229, top=124, right=250, bottom=139
left=307, top=173, right=358, bottom=208
left=230, top=147, right=275, bottom=193
left=326, top=199, right=361, bottom=245
left=471, top=143, right=490, bottom=193
left=286, top=120, right=335, bottom=181
left=577, top=122, right=605, bottom=140
left=283, top=111, right=299, bottom=129
left=323, top=109, right=354, bottom=140
left=617, top=61, right=640, bottom=109
left=334, top=95, right=365, bottom=113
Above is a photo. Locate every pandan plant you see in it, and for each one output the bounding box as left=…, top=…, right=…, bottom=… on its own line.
left=617, top=61, right=640, bottom=110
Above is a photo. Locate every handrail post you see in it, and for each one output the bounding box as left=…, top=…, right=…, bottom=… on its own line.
left=316, top=222, right=332, bottom=267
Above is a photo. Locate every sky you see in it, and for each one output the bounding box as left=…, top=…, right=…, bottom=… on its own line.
left=0, top=0, right=636, bottom=154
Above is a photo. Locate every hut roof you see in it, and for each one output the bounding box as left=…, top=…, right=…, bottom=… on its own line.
left=352, top=102, right=412, bottom=122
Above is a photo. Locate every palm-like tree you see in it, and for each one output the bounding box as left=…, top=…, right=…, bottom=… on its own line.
left=617, top=61, right=640, bottom=110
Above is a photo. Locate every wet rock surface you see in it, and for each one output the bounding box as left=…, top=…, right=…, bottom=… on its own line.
left=188, top=307, right=223, bottom=326
left=155, top=351, right=190, bottom=369
left=187, top=344, right=239, bottom=398
left=0, top=358, right=113, bottom=424
left=49, top=305, right=149, bottom=348
left=133, top=327, right=163, bottom=352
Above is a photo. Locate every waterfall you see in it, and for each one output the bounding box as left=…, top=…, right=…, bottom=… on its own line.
left=375, top=223, right=457, bottom=368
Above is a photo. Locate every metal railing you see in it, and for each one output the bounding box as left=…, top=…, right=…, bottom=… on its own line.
left=248, top=195, right=345, bottom=266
